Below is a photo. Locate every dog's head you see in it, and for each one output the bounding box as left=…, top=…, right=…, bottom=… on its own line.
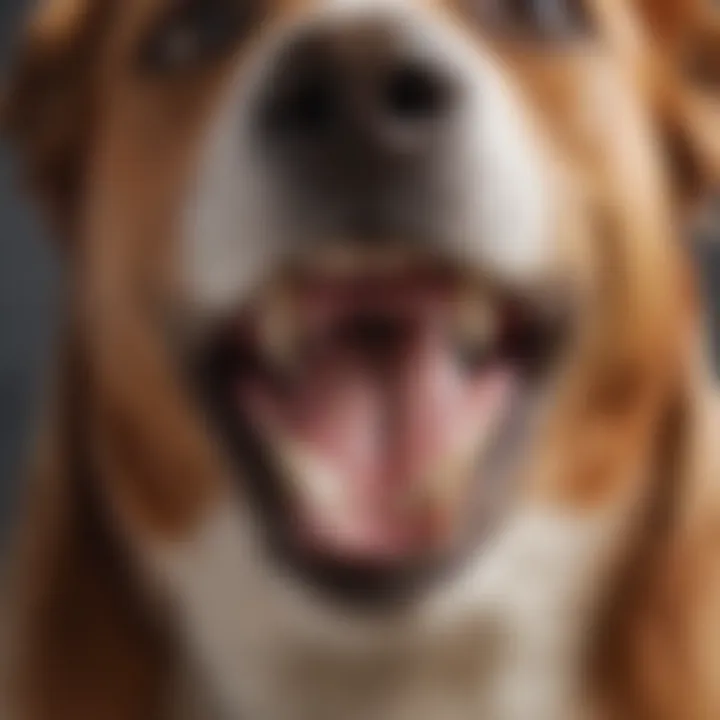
left=4, top=0, right=720, bottom=707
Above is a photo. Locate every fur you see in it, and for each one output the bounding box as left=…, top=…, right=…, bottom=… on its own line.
left=2, top=1, right=720, bottom=719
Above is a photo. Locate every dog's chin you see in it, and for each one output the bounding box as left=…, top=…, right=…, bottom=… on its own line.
left=193, top=248, right=568, bottom=608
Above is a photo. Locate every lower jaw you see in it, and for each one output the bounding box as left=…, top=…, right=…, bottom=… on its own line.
left=199, top=366, right=532, bottom=608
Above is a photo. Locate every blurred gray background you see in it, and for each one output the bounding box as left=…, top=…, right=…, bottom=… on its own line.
left=1, top=0, right=60, bottom=537
left=0, top=1, right=719, bottom=540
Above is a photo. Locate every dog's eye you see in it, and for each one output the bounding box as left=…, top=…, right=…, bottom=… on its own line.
left=140, top=0, right=259, bottom=73
left=473, top=0, right=594, bottom=42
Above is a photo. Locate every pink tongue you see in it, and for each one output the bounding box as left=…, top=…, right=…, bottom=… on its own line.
left=242, top=322, right=514, bottom=560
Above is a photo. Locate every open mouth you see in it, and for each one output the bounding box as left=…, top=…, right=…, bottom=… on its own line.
left=197, top=250, right=567, bottom=604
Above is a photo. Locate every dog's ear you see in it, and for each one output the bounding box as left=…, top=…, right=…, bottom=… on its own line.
left=4, top=331, right=174, bottom=720
left=633, top=0, right=720, bottom=205
left=1, top=0, right=114, bottom=241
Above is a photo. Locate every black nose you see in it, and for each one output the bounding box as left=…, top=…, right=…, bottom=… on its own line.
left=261, top=24, right=458, bottom=159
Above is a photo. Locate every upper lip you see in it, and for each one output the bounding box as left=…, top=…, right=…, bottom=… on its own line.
left=208, top=250, right=570, bottom=381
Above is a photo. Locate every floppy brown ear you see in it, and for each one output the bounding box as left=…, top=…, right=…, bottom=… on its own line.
left=633, top=0, right=720, bottom=205
left=1, top=0, right=114, bottom=241
left=1, top=4, right=174, bottom=718
left=3, top=329, right=174, bottom=720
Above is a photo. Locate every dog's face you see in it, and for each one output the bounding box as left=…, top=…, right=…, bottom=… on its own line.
left=5, top=0, right=720, bottom=711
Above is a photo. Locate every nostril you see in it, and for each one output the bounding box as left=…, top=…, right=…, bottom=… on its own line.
left=273, top=74, right=339, bottom=136
left=263, top=35, right=342, bottom=139
left=383, top=63, right=453, bottom=122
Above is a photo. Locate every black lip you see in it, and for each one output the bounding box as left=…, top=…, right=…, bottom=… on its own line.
left=190, top=290, right=569, bottom=609
left=194, top=337, right=448, bottom=608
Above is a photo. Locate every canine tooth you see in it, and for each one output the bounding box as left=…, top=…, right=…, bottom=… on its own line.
left=454, top=290, right=498, bottom=359
left=257, top=284, right=300, bottom=372
left=409, top=406, right=506, bottom=515
left=274, top=436, right=346, bottom=515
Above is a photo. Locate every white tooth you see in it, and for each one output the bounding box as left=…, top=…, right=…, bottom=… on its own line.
left=274, top=436, right=346, bottom=516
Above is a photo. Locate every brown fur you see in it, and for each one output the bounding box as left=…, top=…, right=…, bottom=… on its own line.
left=3, top=1, right=720, bottom=718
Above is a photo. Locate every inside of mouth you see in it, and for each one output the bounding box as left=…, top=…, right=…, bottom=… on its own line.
left=207, top=265, right=558, bottom=565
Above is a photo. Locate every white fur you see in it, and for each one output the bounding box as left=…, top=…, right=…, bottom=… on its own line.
left=145, top=497, right=618, bottom=720
left=182, top=0, right=554, bottom=321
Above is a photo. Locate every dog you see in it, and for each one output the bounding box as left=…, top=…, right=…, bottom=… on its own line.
left=2, top=0, right=720, bottom=718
